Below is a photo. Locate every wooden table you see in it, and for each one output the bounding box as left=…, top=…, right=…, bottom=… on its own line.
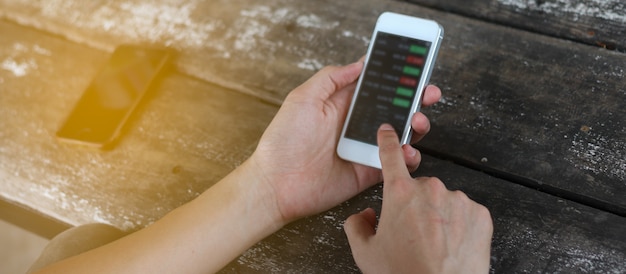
left=1, top=0, right=624, bottom=272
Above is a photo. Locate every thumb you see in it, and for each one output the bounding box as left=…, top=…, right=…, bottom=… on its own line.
left=294, top=61, right=363, bottom=101
left=344, top=208, right=377, bottom=249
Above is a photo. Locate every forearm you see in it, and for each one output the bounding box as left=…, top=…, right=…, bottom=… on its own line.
left=35, top=159, right=285, bottom=274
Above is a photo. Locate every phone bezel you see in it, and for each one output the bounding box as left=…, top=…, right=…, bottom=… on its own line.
left=337, top=12, right=444, bottom=169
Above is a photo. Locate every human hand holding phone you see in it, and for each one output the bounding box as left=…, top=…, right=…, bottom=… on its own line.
left=32, top=62, right=443, bottom=274
left=249, top=61, right=441, bottom=223
left=344, top=124, right=493, bottom=274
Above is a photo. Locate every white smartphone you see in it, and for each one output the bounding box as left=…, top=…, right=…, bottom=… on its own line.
left=337, top=12, right=444, bottom=169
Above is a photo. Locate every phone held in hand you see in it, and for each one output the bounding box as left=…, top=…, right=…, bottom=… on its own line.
left=56, top=45, right=171, bottom=149
left=337, top=12, right=444, bottom=169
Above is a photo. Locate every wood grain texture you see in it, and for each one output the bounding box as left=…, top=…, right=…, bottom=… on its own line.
left=405, top=0, right=626, bottom=51
left=1, top=0, right=625, bottom=272
left=1, top=0, right=622, bottom=210
left=0, top=20, right=276, bottom=230
left=418, top=14, right=626, bottom=214
left=220, top=155, right=626, bottom=273
left=0, top=0, right=376, bottom=105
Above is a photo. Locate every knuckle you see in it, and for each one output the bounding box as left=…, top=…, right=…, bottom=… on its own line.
left=424, top=177, right=447, bottom=193
left=388, top=178, right=419, bottom=198
left=452, top=189, right=470, bottom=201
left=477, top=204, right=493, bottom=228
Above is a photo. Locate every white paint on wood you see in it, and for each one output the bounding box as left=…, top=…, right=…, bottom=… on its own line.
left=567, top=130, right=626, bottom=182
left=0, top=43, right=51, bottom=77
left=498, top=0, right=626, bottom=23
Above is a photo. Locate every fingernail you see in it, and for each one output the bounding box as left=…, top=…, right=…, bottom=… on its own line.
left=379, top=124, right=394, bottom=131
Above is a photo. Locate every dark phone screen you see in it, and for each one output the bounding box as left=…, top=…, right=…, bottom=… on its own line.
left=345, top=32, right=431, bottom=145
left=57, top=46, right=169, bottom=145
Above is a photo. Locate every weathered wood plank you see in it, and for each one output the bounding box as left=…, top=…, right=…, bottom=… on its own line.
left=405, top=0, right=626, bottom=51
left=2, top=0, right=622, bottom=212
left=220, top=155, right=626, bottom=273
left=418, top=14, right=626, bottom=215
left=0, top=0, right=376, bottom=105
left=0, top=3, right=624, bottom=273
left=0, top=20, right=277, bottom=230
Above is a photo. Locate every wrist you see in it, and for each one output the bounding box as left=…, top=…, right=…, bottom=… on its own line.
left=170, top=157, right=287, bottom=272
left=232, top=156, right=288, bottom=229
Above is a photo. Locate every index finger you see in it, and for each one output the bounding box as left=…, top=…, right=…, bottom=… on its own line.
left=377, top=124, right=411, bottom=183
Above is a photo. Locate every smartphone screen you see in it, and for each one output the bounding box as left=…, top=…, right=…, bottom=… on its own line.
left=344, top=32, right=432, bottom=145
left=56, top=46, right=170, bottom=148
